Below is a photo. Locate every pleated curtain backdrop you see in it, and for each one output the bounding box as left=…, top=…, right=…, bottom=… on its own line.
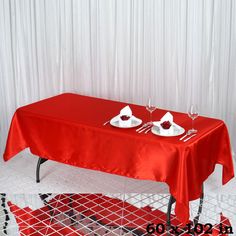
left=0, top=0, right=236, bottom=157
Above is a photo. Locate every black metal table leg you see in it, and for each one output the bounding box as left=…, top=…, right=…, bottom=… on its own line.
left=36, top=157, right=48, bottom=183
left=193, top=185, right=204, bottom=226
left=166, top=195, right=176, bottom=234
left=166, top=185, right=204, bottom=235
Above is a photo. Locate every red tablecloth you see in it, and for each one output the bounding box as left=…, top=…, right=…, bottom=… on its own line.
left=3, top=93, right=234, bottom=224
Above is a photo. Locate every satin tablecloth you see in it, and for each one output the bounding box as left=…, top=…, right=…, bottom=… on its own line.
left=3, top=93, right=234, bottom=224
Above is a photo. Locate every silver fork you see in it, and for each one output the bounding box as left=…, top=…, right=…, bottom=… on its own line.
left=183, top=134, right=197, bottom=142
left=136, top=123, right=149, bottom=132
left=179, top=130, right=192, bottom=141
left=144, top=126, right=152, bottom=134
left=138, top=124, right=152, bottom=133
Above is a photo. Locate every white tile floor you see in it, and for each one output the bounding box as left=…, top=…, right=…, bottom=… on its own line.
left=0, top=150, right=169, bottom=194
left=0, top=150, right=236, bottom=235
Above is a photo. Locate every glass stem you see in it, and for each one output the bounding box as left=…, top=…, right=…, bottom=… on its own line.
left=150, top=112, right=152, bottom=123
left=192, top=118, right=194, bottom=130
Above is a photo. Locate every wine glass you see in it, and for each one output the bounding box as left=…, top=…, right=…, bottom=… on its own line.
left=146, top=98, right=157, bottom=124
left=188, top=104, right=199, bottom=134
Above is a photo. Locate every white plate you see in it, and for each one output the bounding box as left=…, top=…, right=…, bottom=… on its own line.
left=151, top=122, right=185, bottom=137
left=110, top=115, right=142, bottom=128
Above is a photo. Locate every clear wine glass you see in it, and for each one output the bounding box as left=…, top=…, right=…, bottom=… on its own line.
left=188, top=104, right=199, bottom=134
left=146, top=98, right=157, bottom=124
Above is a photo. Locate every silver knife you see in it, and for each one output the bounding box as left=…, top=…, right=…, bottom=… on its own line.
left=136, top=123, right=147, bottom=132
left=138, top=124, right=152, bottom=133
left=179, top=131, right=191, bottom=141
left=103, top=120, right=110, bottom=126
left=183, top=134, right=197, bottom=142
left=144, top=127, right=152, bottom=134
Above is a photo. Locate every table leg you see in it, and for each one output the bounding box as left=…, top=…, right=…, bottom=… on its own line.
left=36, top=157, right=48, bottom=183
left=166, top=185, right=204, bottom=235
left=193, top=185, right=204, bottom=226
left=166, top=195, right=176, bottom=234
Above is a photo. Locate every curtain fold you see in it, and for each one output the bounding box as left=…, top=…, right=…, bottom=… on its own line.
left=0, top=0, right=235, bottom=156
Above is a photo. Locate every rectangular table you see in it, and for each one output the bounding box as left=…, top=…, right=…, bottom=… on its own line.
left=3, top=93, right=234, bottom=225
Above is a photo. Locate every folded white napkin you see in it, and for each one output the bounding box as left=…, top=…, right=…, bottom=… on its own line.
left=160, top=112, right=173, bottom=123
left=153, top=112, right=174, bottom=135
left=118, top=106, right=132, bottom=127
left=119, top=105, right=132, bottom=117
left=153, top=112, right=185, bottom=136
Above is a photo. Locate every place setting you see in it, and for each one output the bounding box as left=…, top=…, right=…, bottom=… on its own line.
left=103, top=98, right=200, bottom=142
left=137, top=98, right=186, bottom=138
left=102, top=97, right=157, bottom=132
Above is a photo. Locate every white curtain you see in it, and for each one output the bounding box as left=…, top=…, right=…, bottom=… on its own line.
left=0, top=0, right=236, bottom=156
